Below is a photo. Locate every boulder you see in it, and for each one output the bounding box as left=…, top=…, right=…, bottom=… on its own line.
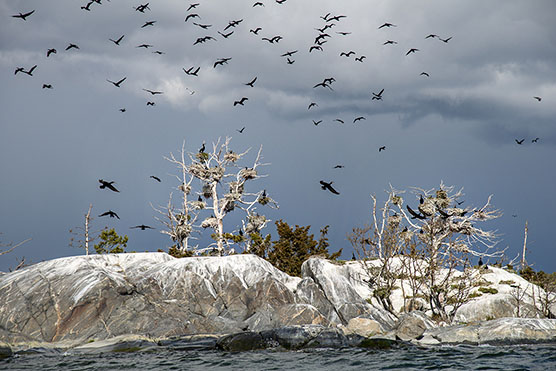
left=343, top=317, right=384, bottom=337
left=394, top=311, right=437, bottom=341
left=454, top=294, right=517, bottom=323
left=216, top=331, right=265, bottom=352
left=69, top=334, right=157, bottom=354
left=0, top=341, right=12, bottom=359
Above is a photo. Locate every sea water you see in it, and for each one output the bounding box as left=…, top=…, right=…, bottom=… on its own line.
left=2, top=343, right=556, bottom=370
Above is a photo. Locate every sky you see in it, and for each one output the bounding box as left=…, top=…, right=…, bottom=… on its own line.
left=1, top=0, right=555, bottom=272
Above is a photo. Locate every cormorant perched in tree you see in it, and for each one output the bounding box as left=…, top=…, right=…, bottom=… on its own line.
left=478, top=257, right=483, bottom=266
left=199, top=142, right=205, bottom=153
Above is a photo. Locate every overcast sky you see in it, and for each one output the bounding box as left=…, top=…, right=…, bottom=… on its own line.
left=1, top=0, right=555, bottom=272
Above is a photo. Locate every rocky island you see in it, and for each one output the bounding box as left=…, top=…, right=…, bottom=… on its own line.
left=1, top=253, right=555, bottom=356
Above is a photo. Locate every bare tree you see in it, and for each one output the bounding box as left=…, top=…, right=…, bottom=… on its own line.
left=156, top=137, right=277, bottom=256
left=69, top=204, right=104, bottom=255
left=0, top=233, right=31, bottom=257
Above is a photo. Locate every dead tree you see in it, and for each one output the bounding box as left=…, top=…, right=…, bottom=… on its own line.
left=69, top=204, right=103, bottom=255
left=157, top=137, right=277, bottom=256
left=0, top=233, right=31, bottom=257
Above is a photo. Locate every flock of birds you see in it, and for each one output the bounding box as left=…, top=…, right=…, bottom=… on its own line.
left=9, top=1, right=546, bottom=234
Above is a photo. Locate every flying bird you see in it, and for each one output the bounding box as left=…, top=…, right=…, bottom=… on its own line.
left=250, top=27, right=262, bottom=35
left=533, top=96, right=542, bottom=102
left=15, top=65, right=37, bottom=76
left=109, top=35, right=125, bottom=45
left=193, top=22, right=211, bottom=29
left=372, top=88, right=384, bottom=100
left=420, top=72, right=430, bottom=77
left=515, top=139, right=525, bottom=145
left=312, top=120, right=322, bottom=126
left=12, top=10, right=35, bottom=20
left=81, top=2, right=93, bottom=11
left=141, top=20, right=156, bottom=28
left=237, top=126, right=246, bottom=133
left=245, top=77, right=257, bottom=87
left=65, top=43, right=79, bottom=51
left=340, top=51, right=355, bottom=57
left=355, top=56, right=366, bottom=62
left=136, top=44, right=153, bottom=48
left=439, top=36, right=452, bottom=43
left=42, top=84, right=53, bottom=89
left=234, top=97, right=248, bottom=106
left=378, top=22, right=396, bottom=29
left=532, top=137, right=540, bottom=143
left=143, top=88, right=163, bottom=95
left=187, top=3, right=200, bottom=11
left=131, top=225, right=154, bottom=230
left=253, top=2, right=264, bottom=7
left=107, top=77, right=126, bottom=87
left=99, top=179, right=119, bottom=192
left=308, top=102, right=318, bottom=110
left=150, top=175, right=161, bottom=182
left=286, top=58, right=295, bottom=64
left=99, top=210, right=120, bottom=219
left=185, top=13, right=200, bottom=22
left=218, top=30, right=234, bottom=38
left=425, top=34, right=438, bottom=39
left=281, top=50, right=298, bottom=57
left=46, top=48, right=57, bottom=57
left=146, top=101, right=155, bottom=106
left=333, top=165, right=344, bottom=169
left=334, top=118, right=345, bottom=124
left=353, top=116, right=366, bottom=123
left=213, top=57, right=231, bottom=68
left=336, top=31, right=352, bottom=36
left=407, top=205, right=426, bottom=220
left=119, top=108, right=126, bottom=112
left=320, top=181, right=340, bottom=195
left=383, top=40, right=398, bottom=45
left=406, top=48, right=419, bottom=56
left=183, top=66, right=200, bottom=76
left=309, top=45, right=323, bottom=53
left=379, top=146, right=386, bottom=152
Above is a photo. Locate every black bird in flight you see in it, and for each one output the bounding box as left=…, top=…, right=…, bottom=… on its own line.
left=194, top=36, right=216, bottom=45
left=99, top=179, right=119, bottom=192
left=336, top=31, right=351, bottom=36
left=150, top=175, right=161, bottom=182
left=136, top=44, right=153, bottom=49
left=245, top=77, right=257, bottom=87
left=185, top=13, right=200, bottom=22
left=353, top=116, right=366, bottom=123
left=187, top=3, right=200, bottom=11
left=287, top=58, right=295, bottom=64
left=439, top=36, right=452, bottom=43
left=15, top=65, right=37, bottom=76
left=66, top=43, right=79, bottom=51
left=146, top=101, right=155, bottom=106
left=213, top=57, right=231, bottom=68
left=81, top=2, right=93, bottom=11
left=152, top=50, right=165, bottom=55
left=42, top=84, right=53, bottom=89
left=99, top=210, right=120, bottom=219
left=276, top=0, right=287, bottom=4
left=143, top=88, right=163, bottom=95
left=333, top=165, right=344, bottom=169
left=131, top=225, right=154, bottom=230
left=308, top=102, right=318, bottom=110
left=281, top=50, right=298, bottom=57
left=109, top=35, right=125, bottom=45
left=218, top=30, right=234, bottom=38
left=224, top=19, right=243, bottom=31
left=183, top=66, right=200, bottom=76
left=234, top=97, right=248, bottom=106
left=532, top=137, right=540, bottom=143
left=237, top=126, right=246, bottom=133
left=134, top=3, right=150, bottom=12
left=406, top=48, right=419, bottom=56
left=383, top=40, right=398, bottom=45
left=355, top=56, right=366, bottom=62
left=107, top=77, right=126, bottom=87
left=407, top=205, right=426, bottom=219
left=420, top=72, right=430, bottom=77
left=320, top=181, right=340, bottom=195
left=328, top=15, right=346, bottom=22
left=378, top=22, right=396, bottom=29
left=309, top=45, right=323, bottom=53
left=456, top=199, right=465, bottom=205
left=533, top=96, right=542, bottom=102
left=334, top=118, right=345, bottom=124
left=379, top=146, right=386, bottom=152
left=340, top=51, right=355, bottom=57
left=193, top=22, right=211, bottom=29
left=425, top=34, right=438, bottom=39
left=515, top=139, right=525, bottom=145
left=250, top=27, right=262, bottom=35
left=372, top=88, right=384, bottom=100
left=46, top=48, right=57, bottom=57
left=141, top=20, right=156, bottom=28
left=312, top=120, right=322, bottom=126
left=119, top=108, right=126, bottom=112
left=253, top=2, right=264, bottom=7
left=12, top=10, right=35, bottom=20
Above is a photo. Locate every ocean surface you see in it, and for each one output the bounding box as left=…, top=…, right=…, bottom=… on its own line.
left=2, top=344, right=556, bottom=370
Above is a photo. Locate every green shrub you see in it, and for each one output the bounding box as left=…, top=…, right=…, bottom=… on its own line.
left=94, top=228, right=128, bottom=254
left=478, top=287, right=498, bottom=294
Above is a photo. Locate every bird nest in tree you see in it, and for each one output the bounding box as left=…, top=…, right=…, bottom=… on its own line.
left=388, top=213, right=402, bottom=227
left=224, top=191, right=242, bottom=202
left=175, top=224, right=192, bottom=240
left=449, top=220, right=474, bottom=235
left=195, top=152, right=209, bottom=161
left=190, top=200, right=205, bottom=210
left=245, top=214, right=267, bottom=234
left=178, top=183, right=192, bottom=195
left=435, top=190, right=451, bottom=209
left=224, top=151, right=240, bottom=163
left=201, top=217, right=218, bottom=229
left=223, top=200, right=235, bottom=212
left=240, top=168, right=257, bottom=180
left=258, top=196, right=270, bottom=205
left=418, top=199, right=436, bottom=216
left=202, top=184, right=212, bottom=198
left=228, top=181, right=244, bottom=194
left=391, top=195, right=403, bottom=207
left=189, top=164, right=225, bottom=182
left=452, top=242, right=469, bottom=253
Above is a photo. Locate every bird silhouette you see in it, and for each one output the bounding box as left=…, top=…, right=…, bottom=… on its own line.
left=224, top=19, right=243, bottom=31
left=515, top=139, right=525, bottom=145
left=199, top=142, right=205, bottom=153
left=245, top=77, right=257, bottom=87
left=308, top=102, right=318, bottom=110
left=141, top=20, right=156, bottom=28
left=42, top=84, right=53, bottom=89
left=336, top=31, right=351, bottom=36
left=109, top=35, right=125, bottom=45
left=355, top=55, right=366, bottom=62
left=213, top=57, right=231, bottom=68
left=533, top=96, right=542, bottom=102
left=193, top=36, right=216, bottom=45
left=406, top=48, right=419, bottom=55
left=425, top=34, right=438, bottom=39
left=81, top=2, right=93, bottom=11
left=66, top=43, right=79, bottom=51
left=150, top=175, right=161, bottom=182
left=378, top=22, right=396, bottom=29
left=379, top=146, right=386, bottom=152
left=286, top=58, right=295, bottom=64
left=218, top=30, right=234, bottom=38
left=334, top=118, right=345, bottom=124
left=146, top=101, right=155, bottom=106
left=185, top=13, right=200, bottom=22
left=281, top=50, right=298, bottom=57
left=250, top=27, right=262, bottom=35
left=15, top=65, right=37, bottom=76
left=312, top=120, right=322, bottom=126
left=107, top=77, right=126, bottom=87
left=99, top=210, right=120, bottom=219
left=234, top=97, right=248, bottom=106
left=46, top=48, right=57, bottom=57
left=183, top=66, right=200, bottom=76
left=439, top=36, right=452, bottom=43
left=136, top=44, right=153, bottom=48
left=119, top=108, right=126, bottom=112
left=340, top=51, right=355, bottom=57
left=320, top=181, right=340, bottom=195
left=131, top=225, right=154, bottom=230
left=333, top=165, right=344, bottom=169
left=353, top=116, right=366, bottom=123
left=237, top=127, right=246, bottom=133
left=383, top=40, right=398, bottom=45
left=253, top=2, right=264, bottom=7
left=99, top=179, right=119, bottom=192
left=532, top=137, right=540, bottom=143
left=134, top=3, right=150, bottom=12
left=420, top=72, right=430, bottom=77
left=407, top=205, right=426, bottom=219
left=309, top=45, right=323, bottom=53
left=193, top=22, right=211, bottom=29
left=143, top=88, right=163, bottom=95
left=12, top=10, right=35, bottom=20
left=372, top=88, right=384, bottom=100
left=187, top=3, right=200, bottom=11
